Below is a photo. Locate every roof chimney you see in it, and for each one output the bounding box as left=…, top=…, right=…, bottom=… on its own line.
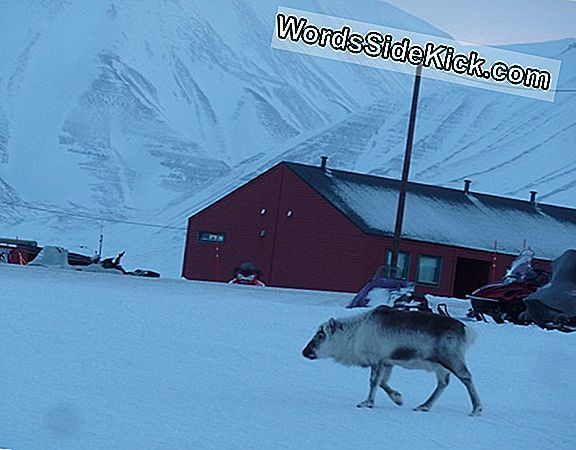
left=320, top=156, right=328, bottom=170
left=463, top=179, right=471, bottom=195
left=530, top=190, right=537, bottom=205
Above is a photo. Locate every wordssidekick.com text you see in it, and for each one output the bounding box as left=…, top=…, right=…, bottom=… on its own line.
left=275, top=12, right=554, bottom=93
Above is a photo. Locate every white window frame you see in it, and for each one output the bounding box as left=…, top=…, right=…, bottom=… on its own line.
left=385, top=250, right=411, bottom=280
left=416, top=254, right=442, bottom=286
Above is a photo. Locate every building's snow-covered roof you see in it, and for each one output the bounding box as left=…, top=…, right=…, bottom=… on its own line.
left=286, top=162, right=576, bottom=260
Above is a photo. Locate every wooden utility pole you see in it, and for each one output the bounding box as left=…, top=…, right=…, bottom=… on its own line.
left=389, top=65, right=422, bottom=278
left=98, top=231, right=104, bottom=258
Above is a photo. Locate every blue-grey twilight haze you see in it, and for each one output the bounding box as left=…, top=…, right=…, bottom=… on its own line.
left=385, top=0, right=576, bottom=45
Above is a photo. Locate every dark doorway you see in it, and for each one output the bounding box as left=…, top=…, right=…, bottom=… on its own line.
left=453, top=257, right=491, bottom=298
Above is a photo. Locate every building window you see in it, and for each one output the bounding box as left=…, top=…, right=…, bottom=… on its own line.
left=385, top=250, right=410, bottom=280
left=417, top=255, right=442, bottom=286
left=197, top=231, right=225, bottom=244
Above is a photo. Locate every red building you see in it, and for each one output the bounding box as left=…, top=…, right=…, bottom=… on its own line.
left=182, top=161, right=576, bottom=297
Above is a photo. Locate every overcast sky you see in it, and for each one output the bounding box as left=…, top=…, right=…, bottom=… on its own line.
left=384, top=0, right=576, bottom=45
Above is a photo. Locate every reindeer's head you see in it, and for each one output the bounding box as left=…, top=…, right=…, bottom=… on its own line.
left=302, top=318, right=342, bottom=360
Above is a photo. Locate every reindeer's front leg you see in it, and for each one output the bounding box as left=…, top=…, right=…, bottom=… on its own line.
left=378, top=364, right=403, bottom=406
left=357, top=362, right=386, bottom=408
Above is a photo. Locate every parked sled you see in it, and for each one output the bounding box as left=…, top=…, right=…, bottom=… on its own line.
left=90, top=251, right=161, bottom=278
left=29, top=247, right=160, bottom=278
left=347, top=264, right=415, bottom=308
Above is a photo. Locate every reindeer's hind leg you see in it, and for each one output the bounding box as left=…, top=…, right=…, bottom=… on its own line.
left=357, top=362, right=387, bottom=408
left=441, top=358, right=483, bottom=416
left=414, top=366, right=450, bottom=412
left=378, top=364, right=403, bottom=406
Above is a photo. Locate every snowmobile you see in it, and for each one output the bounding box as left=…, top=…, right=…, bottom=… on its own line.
left=392, top=292, right=431, bottom=313
left=229, top=262, right=265, bottom=286
left=90, top=251, right=160, bottom=278
left=467, top=249, right=550, bottom=324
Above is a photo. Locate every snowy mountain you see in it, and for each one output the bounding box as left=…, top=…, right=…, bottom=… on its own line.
left=0, top=0, right=574, bottom=275
left=2, top=263, right=575, bottom=449
left=0, top=0, right=442, bottom=210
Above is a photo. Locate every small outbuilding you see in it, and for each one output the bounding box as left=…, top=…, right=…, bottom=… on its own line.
left=182, top=161, right=576, bottom=297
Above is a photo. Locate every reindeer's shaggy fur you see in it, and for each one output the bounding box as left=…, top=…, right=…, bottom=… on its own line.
left=302, top=306, right=482, bottom=416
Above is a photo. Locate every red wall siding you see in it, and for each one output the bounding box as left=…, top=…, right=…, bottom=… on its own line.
left=183, top=165, right=284, bottom=284
left=269, top=167, right=372, bottom=292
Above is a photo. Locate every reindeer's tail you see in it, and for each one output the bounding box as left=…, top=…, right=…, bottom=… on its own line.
left=464, top=325, right=478, bottom=349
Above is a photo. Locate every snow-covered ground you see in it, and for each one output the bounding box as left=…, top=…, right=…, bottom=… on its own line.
left=1, top=264, right=575, bottom=449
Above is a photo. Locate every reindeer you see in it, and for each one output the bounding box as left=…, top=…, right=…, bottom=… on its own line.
left=302, top=306, right=482, bottom=416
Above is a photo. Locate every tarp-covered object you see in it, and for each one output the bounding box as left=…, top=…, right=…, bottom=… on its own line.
left=29, top=246, right=71, bottom=269
left=522, top=249, right=576, bottom=324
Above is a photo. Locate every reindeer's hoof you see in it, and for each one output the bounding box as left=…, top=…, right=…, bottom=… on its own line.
left=356, top=400, right=374, bottom=408
left=414, top=405, right=430, bottom=412
left=390, top=391, right=403, bottom=406
left=469, top=407, right=483, bottom=417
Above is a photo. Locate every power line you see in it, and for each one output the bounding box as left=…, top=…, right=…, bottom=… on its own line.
left=0, top=201, right=187, bottom=231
